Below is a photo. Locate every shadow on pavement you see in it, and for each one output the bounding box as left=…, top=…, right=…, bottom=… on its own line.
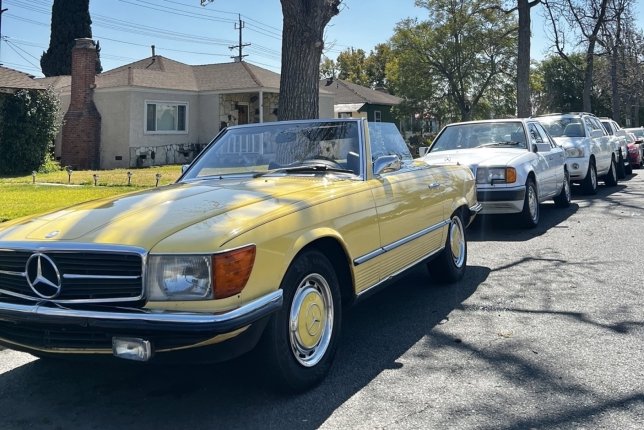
left=0, top=265, right=490, bottom=430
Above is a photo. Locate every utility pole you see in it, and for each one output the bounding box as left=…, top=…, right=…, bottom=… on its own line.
left=0, top=0, right=8, bottom=64
left=229, top=14, right=249, bottom=62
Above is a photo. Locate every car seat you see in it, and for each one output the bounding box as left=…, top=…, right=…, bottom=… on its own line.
left=563, top=123, right=584, bottom=137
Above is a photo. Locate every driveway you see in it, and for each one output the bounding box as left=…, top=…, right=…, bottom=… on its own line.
left=1, top=174, right=643, bottom=430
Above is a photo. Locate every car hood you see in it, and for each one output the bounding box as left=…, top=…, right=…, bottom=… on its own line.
left=422, top=148, right=526, bottom=168
left=0, top=177, right=346, bottom=250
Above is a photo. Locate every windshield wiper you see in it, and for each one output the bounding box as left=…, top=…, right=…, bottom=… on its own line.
left=478, top=141, right=523, bottom=147
left=253, top=164, right=355, bottom=177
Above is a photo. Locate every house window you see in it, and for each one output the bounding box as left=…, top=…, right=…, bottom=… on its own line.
left=338, top=112, right=352, bottom=119
left=374, top=110, right=382, bottom=122
left=146, top=102, right=187, bottom=133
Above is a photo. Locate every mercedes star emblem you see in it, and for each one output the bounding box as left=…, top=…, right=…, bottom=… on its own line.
left=25, top=253, right=62, bottom=299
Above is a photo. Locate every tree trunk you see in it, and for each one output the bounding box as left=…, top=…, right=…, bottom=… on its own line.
left=278, top=0, right=340, bottom=120
left=517, top=0, right=532, bottom=117
left=582, top=46, right=594, bottom=113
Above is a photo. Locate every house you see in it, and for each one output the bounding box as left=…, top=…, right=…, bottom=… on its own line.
left=319, top=78, right=402, bottom=124
left=0, top=66, right=45, bottom=94
left=42, top=39, right=335, bottom=169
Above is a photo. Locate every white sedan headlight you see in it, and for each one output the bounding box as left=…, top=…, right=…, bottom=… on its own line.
left=147, top=255, right=212, bottom=300
left=565, top=147, right=585, bottom=158
left=476, top=167, right=516, bottom=184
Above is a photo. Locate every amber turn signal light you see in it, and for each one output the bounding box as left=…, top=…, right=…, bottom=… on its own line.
left=506, top=167, right=517, bottom=184
left=212, top=245, right=256, bottom=299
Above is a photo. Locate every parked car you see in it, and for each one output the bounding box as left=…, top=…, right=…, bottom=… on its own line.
left=599, top=117, right=632, bottom=177
left=536, top=113, right=618, bottom=195
left=0, top=119, right=480, bottom=392
left=625, top=132, right=642, bottom=169
left=421, top=119, right=570, bottom=228
left=624, top=127, right=644, bottom=165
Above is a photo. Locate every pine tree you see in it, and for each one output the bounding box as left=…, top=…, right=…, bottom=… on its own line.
left=40, top=0, right=102, bottom=77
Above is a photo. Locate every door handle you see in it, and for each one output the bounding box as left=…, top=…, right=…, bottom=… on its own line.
left=428, top=182, right=441, bottom=189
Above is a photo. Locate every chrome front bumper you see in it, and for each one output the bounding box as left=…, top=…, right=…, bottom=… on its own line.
left=0, top=291, right=283, bottom=357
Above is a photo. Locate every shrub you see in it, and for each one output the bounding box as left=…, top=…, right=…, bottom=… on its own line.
left=0, top=88, right=62, bottom=175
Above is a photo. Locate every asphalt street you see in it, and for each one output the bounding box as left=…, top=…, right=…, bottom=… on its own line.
left=1, top=172, right=643, bottom=430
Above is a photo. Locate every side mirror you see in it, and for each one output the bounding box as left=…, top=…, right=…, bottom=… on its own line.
left=533, top=143, right=551, bottom=153
left=373, top=155, right=401, bottom=175
left=181, top=164, right=190, bottom=173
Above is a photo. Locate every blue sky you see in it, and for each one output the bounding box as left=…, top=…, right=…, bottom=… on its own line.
left=0, top=0, right=637, bottom=77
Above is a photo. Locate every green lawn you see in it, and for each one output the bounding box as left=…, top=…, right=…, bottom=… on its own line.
left=1, top=165, right=182, bottom=187
left=0, top=166, right=185, bottom=223
left=0, top=184, right=144, bottom=223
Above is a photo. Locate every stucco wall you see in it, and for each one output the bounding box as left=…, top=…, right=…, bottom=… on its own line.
left=53, top=93, right=71, bottom=160
left=319, top=94, right=334, bottom=119
left=94, top=90, right=131, bottom=169
left=198, top=93, right=220, bottom=143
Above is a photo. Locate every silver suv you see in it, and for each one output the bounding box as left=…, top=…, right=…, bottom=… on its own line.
left=599, top=117, right=632, bottom=178
left=536, top=113, right=617, bottom=194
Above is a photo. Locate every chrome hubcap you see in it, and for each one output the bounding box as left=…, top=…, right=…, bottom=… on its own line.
left=591, top=165, right=597, bottom=189
left=449, top=216, right=465, bottom=268
left=289, top=273, right=333, bottom=367
left=528, top=185, right=538, bottom=221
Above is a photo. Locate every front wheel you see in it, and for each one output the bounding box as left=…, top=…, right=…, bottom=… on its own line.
left=427, top=212, right=467, bottom=283
left=581, top=161, right=598, bottom=195
left=258, top=250, right=341, bottom=393
left=554, top=170, right=571, bottom=208
left=519, top=179, right=539, bottom=228
left=625, top=160, right=633, bottom=175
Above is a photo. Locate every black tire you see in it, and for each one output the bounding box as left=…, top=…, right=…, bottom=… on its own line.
left=258, top=250, right=341, bottom=393
left=616, top=153, right=626, bottom=179
left=581, top=161, right=598, bottom=195
left=554, top=169, right=571, bottom=208
left=427, top=211, right=467, bottom=283
left=519, top=179, right=539, bottom=228
left=604, top=157, right=618, bottom=187
left=625, top=160, right=633, bottom=175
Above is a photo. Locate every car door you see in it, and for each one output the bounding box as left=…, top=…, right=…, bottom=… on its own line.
left=526, top=122, right=553, bottom=197
left=587, top=117, right=613, bottom=174
left=535, top=122, right=566, bottom=196
left=366, top=123, right=447, bottom=283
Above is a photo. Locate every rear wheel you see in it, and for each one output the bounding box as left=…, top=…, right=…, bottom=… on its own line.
left=519, top=179, right=539, bottom=228
left=625, top=160, right=633, bottom=175
left=427, top=211, right=467, bottom=283
left=259, top=250, right=341, bottom=393
left=554, top=170, right=571, bottom=208
left=581, top=161, right=598, bottom=195
left=604, top=157, right=618, bottom=187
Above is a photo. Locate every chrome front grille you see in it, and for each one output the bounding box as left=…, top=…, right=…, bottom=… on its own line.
left=0, top=248, right=144, bottom=303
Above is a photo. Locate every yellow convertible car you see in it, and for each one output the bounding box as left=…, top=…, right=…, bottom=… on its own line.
left=0, top=119, right=479, bottom=391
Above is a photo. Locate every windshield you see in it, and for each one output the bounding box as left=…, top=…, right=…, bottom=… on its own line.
left=183, top=120, right=361, bottom=179
left=626, top=129, right=644, bottom=138
left=429, top=122, right=527, bottom=152
left=368, top=122, right=413, bottom=161
left=537, top=117, right=585, bottom=138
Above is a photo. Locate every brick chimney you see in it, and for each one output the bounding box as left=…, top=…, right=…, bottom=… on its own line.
left=61, top=38, right=101, bottom=170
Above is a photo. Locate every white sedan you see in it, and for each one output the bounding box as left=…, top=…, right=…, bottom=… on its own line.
left=422, top=119, right=570, bottom=228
